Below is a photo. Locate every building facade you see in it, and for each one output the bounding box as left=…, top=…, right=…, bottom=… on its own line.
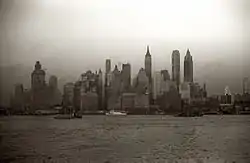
left=172, top=50, right=180, bottom=91
left=184, top=49, right=193, bottom=83
left=144, top=45, right=152, bottom=104
left=153, top=70, right=173, bottom=99
left=31, top=61, right=46, bottom=91
left=121, top=63, right=131, bottom=92
left=63, top=82, right=74, bottom=107
left=135, top=68, right=149, bottom=95
left=73, top=71, right=101, bottom=112
left=109, top=65, right=122, bottom=110
left=30, top=61, right=49, bottom=110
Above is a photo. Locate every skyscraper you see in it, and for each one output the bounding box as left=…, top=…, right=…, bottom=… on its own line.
left=136, top=68, right=149, bottom=94
left=145, top=45, right=152, bottom=103
left=144, top=45, right=152, bottom=83
left=172, top=50, right=180, bottom=91
left=184, top=49, right=193, bottom=83
left=121, top=63, right=131, bottom=92
left=31, top=61, right=46, bottom=90
left=104, top=59, right=112, bottom=110
left=106, top=59, right=111, bottom=73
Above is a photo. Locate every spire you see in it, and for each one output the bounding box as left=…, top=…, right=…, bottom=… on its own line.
left=146, top=45, right=151, bottom=57
left=185, top=48, right=192, bottom=60
left=186, top=48, right=190, bottom=56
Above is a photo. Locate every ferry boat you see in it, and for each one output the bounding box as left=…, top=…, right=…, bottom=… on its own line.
left=105, top=110, right=127, bottom=116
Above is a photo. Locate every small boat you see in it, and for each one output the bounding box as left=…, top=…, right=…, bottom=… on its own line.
left=74, top=112, right=82, bottom=118
left=105, top=110, right=127, bottom=116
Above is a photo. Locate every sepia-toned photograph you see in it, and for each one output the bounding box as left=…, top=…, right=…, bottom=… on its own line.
left=0, top=0, right=249, bottom=162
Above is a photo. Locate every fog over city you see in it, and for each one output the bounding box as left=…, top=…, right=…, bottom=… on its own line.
left=0, top=0, right=250, bottom=105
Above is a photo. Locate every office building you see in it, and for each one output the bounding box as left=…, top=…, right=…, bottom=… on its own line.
left=184, top=49, right=193, bottom=83
left=172, top=50, right=180, bottom=91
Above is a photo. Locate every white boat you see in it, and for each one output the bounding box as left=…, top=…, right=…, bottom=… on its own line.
left=105, top=110, right=127, bottom=116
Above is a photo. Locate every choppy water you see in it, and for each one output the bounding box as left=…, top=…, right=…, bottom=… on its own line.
left=1, top=115, right=250, bottom=163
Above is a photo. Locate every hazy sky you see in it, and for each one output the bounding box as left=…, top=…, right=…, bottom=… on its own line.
left=0, top=0, right=250, bottom=101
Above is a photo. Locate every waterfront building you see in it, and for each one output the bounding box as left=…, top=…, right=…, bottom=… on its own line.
left=107, top=65, right=122, bottom=110
left=63, top=82, right=74, bottom=107
left=74, top=71, right=100, bottom=112
left=156, top=86, right=181, bottom=114
left=12, top=83, right=24, bottom=113
left=172, top=50, right=181, bottom=91
left=184, top=49, right=193, bottom=83
left=121, top=93, right=136, bottom=111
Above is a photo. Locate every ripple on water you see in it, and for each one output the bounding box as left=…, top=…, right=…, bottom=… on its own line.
left=1, top=115, right=250, bottom=163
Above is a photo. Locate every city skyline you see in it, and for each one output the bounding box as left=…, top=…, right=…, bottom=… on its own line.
left=0, top=0, right=249, bottom=106
left=0, top=45, right=249, bottom=106
left=7, top=45, right=248, bottom=95
left=1, top=1, right=250, bottom=163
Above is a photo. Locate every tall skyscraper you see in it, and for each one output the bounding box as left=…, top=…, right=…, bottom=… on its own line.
left=144, top=45, right=152, bottom=83
left=104, top=59, right=112, bottom=110
left=184, top=49, right=193, bottom=83
left=145, top=45, right=152, bottom=103
left=172, top=50, right=180, bottom=90
left=106, top=59, right=111, bottom=73
left=31, top=61, right=46, bottom=90
left=121, top=63, right=131, bottom=92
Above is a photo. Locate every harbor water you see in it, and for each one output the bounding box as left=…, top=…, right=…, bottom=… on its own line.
left=1, top=115, right=250, bottom=163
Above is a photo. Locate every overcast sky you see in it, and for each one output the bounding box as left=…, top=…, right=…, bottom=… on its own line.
left=0, top=0, right=250, bottom=103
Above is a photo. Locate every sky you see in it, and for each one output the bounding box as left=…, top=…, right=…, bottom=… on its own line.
left=0, top=0, right=249, bottom=105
